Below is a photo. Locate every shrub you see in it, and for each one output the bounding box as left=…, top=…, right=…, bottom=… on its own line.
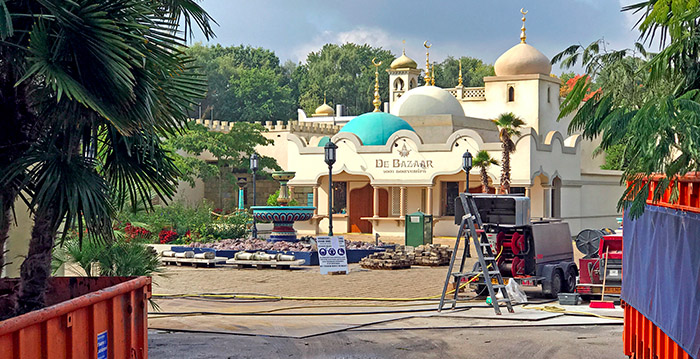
left=266, top=190, right=299, bottom=206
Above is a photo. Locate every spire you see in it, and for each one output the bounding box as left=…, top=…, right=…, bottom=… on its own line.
left=431, top=61, right=436, bottom=86
left=520, top=8, right=528, bottom=44
left=423, top=41, right=431, bottom=86
left=457, top=59, right=463, bottom=87
left=323, top=91, right=327, bottom=104
left=372, top=57, right=382, bottom=112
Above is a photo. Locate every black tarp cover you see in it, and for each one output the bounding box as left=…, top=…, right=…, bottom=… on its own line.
left=623, top=205, right=700, bottom=358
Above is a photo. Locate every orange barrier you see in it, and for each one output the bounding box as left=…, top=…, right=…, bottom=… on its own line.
left=0, top=276, right=151, bottom=359
left=636, top=172, right=700, bottom=213
left=623, top=173, right=699, bottom=359
left=624, top=303, right=692, bottom=359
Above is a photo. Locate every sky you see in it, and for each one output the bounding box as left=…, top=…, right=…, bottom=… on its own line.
left=189, top=0, right=642, bottom=75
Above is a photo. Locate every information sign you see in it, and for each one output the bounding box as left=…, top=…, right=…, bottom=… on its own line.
left=317, top=236, right=348, bottom=274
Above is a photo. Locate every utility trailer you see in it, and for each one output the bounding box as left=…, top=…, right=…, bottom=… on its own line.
left=575, top=230, right=623, bottom=297
left=455, top=195, right=578, bottom=298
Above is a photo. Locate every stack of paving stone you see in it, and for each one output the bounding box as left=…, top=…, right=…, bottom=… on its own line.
left=359, top=246, right=412, bottom=270
left=412, top=244, right=452, bottom=266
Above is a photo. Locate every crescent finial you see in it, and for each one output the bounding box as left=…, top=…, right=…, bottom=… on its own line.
left=423, top=41, right=432, bottom=49
left=520, top=8, right=528, bottom=15
left=371, top=57, right=382, bottom=67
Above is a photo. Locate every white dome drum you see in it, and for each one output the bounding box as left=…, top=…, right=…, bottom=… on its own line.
left=390, top=86, right=464, bottom=117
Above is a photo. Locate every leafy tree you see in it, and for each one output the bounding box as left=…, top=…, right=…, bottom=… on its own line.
left=433, top=56, right=495, bottom=88
left=186, top=43, right=296, bottom=122
left=165, top=122, right=280, bottom=209
left=473, top=151, right=499, bottom=193
left=492, top=113, right=525, bottom=194
left=296, top=43, right=395, bottom=116
left=552, top=1, right=700, bottom=218
left=0, top=0, right=213, bottom=318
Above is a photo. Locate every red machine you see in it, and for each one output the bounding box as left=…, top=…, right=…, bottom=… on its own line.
left=575, top=231, right=622, bottom=297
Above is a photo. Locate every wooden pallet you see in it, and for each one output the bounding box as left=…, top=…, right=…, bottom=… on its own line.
left=161, top=257, right=228, bottom=268
left=226, top=258, right=306, bottom=270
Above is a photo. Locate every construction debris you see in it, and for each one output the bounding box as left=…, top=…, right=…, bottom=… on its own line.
left=360, top=246, right=412, bottom=270
left=412, top=244, right=452, bottom=266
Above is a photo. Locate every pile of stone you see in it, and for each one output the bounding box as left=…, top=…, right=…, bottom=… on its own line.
left=411, top=244, right=452, bottom=266
left=359, top=246, right=412, bottom=270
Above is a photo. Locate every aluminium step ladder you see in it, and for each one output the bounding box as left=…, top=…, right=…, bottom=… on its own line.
left=438, top=193, right=514, bottom=315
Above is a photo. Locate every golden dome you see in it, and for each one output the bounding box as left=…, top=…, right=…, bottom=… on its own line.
left=314, top=101, right=334, bottom=117
left=390, top=50, right=418, bottom=69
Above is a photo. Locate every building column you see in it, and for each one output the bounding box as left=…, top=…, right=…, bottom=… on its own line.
left=426, top=186, right=434, bottom=215
left=400, top=186, right=407, bottom=217
left=312, top=185, right=319, bottom=215
left=373, top=186, right=380, bottom=217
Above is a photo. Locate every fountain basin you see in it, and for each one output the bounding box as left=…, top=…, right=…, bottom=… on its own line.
left=251, top=206, right=315, bottom=242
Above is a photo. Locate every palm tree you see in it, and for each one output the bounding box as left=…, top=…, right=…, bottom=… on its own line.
left=492, top=112, right=525, bottom=194
left=0, top=0, right=214, bottom=318
left=473, top=151, right=498, bottom=193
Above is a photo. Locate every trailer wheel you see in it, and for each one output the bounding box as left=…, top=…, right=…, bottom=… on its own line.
left=563, top=266, right=578, bottom=293
left=548, top=270, right=564, bottom=298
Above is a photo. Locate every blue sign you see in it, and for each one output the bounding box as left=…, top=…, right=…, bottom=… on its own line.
left=328, top=248, right=336, bottom=256
left=338, top=248, right=345, bottom=256
left=97, top=331, right=108, bottom=359
left=319, top=248, right=327, bottom=256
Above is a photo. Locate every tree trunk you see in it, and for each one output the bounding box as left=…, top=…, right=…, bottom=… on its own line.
left=0, top=194, right=9, bottom=274
left=480, top=167, right=489, bottom=193
left=500, top=137, right=511, bottom=194
left=14, top=207, right=57, bottom=316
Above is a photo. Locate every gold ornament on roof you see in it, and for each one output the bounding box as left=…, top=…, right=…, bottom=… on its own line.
left=520, top=8, right=528, bottom=44
left=372, top=57, right=382, bottom=112
left=313, top=91, right=334, bottom=117
left=423, top=41, right=432, bottom=86
left=431, top=61, right=436, bottom=86
left=390, top=40, right=418, bottom=69
left=458, top=59, right=463, bottom=87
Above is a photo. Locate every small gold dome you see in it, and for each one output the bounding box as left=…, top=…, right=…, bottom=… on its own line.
left=314, top=102, right=334, bottom=116
left=390, top=50, right=418, bottom=69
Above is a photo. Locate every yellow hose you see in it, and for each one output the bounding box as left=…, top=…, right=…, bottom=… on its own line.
left=522, top=305, right=623, bottom=321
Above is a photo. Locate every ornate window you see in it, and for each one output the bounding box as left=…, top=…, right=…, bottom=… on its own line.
left=508, top=86, right=515, bottom=102
left=394, top=78, right=404, bottom=91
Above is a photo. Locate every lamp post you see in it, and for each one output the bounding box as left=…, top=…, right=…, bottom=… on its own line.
left=462, top=150, right=473, bottom=193
left=250, top=153, right=259, bottom=239
left=236, top=177, right=247, bottom=211
left=324, top=140, right=338, bottom=236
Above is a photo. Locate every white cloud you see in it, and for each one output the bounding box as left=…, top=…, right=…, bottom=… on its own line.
left=291, top=26, right=397, bottom=61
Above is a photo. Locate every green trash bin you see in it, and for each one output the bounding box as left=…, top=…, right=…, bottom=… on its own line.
left=405, top=211, right=433, bottom=247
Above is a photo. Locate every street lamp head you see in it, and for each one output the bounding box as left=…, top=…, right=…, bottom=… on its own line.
left=462, top=150, right=473, bottom=172
left=324, top=140, right=338, bottom=166
left=250, top=153, right=259, bottom=172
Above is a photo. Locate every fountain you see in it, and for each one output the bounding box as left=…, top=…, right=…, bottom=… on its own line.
left=251, top=171, right=316, bottom=242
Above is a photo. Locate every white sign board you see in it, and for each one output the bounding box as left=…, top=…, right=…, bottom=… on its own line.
left=316, top=236, right=348, bottom=274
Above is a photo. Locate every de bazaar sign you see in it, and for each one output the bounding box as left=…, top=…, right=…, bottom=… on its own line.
left=374, top=143, right=434, bottom=174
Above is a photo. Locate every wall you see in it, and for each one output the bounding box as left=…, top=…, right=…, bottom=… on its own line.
left=3, top=200, right=36, bottom=278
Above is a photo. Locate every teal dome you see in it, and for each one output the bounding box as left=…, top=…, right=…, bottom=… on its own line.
left=338, top=112, right=415, bottom=146
left=317, top=136, right=330, bottom=147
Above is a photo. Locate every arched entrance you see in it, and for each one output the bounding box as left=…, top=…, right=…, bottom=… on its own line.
left=349, top=184, right=373, bottom=233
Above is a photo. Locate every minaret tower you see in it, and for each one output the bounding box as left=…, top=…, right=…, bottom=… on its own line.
left=387, top=41, right=420, bottom=110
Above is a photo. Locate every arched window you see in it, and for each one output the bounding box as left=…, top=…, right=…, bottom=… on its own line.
left=547, top=87, right=551, bottom=103
left=410, top=78, right=417, bottom=89
left=394, top=78, right=404, bottom=91
left=551, top=177, right=562, bottom=218
left=508, top=86, right=515, bottom=102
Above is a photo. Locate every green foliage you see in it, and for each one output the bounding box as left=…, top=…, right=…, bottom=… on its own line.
left=164, top=121, right=280, bottom=187
left=186, top=43, right=296, bottom=122
left=492, top=112, right=525, bottom=143
left=553, top=1, right=700, bottom=218
left=433, top=56, right=495, bottom=88
left=199, top=212, right=251, bottom=240
left=54, top=235, right=162, bottom=277
left=473, top=151, right=498, bottom=169
left=266, top=190, right=299, bottom=206
left=296, top=43, right=396, bottom=116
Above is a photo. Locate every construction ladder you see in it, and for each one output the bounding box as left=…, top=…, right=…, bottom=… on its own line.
left=438, top=193, right=515, bottom=315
